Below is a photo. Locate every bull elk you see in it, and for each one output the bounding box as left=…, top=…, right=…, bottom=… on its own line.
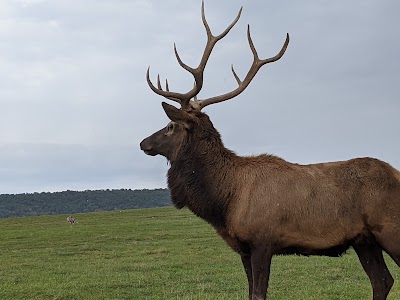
left=140, top=1, right=400, bottom=299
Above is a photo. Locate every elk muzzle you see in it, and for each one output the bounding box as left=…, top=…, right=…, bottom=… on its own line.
left=140, top=137, right=157, bottom=156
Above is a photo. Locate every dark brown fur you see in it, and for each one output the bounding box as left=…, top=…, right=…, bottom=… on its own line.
left=141, top=103, right=400, bottom=300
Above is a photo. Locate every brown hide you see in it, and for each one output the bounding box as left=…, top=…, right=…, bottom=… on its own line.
left=228, top=156, right=400, bottom=252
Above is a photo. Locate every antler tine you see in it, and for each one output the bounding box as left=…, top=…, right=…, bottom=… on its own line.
left=259, top=32, right=290, bottom=66
left=208, top=3, right=243, bottom=42
left=174, top=43, right=193, bottom=74
left=146, top=1, right=243, bottom=110
left=198, top=29, right=290, bottom=109
left=247, top=25, right=259, bottom=61
left=146, top=67, right=182, bottom=105
left=231, top=64, right=242, bottom=85
left=157, top=74, right=162, bottom=90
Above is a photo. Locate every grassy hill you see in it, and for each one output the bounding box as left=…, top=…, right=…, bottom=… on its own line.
left=0, top=207, right=399, bottom=299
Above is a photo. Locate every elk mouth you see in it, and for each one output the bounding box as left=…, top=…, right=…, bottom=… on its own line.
left=141, top=146, right=157, bottom=156
left=140, top=141, right=157, bottom=156
left=143, top=149, right=157, bottom=156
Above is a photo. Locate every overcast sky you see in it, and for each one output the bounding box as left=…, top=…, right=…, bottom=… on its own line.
left=1, top=0, right=399, bottom=194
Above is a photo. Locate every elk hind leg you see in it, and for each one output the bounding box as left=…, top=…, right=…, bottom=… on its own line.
left=373, top=225, right=400, bottom=268
left=353, top=241, right=394, bottom=300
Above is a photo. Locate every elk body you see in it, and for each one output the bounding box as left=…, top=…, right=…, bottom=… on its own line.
left=140, top=2, right=400, bottom=299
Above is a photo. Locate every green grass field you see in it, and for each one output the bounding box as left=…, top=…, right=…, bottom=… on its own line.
left=0, top=207, right=398, bottom=300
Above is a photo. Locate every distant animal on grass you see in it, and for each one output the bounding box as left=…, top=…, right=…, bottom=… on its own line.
left=140, top=1, right=400, bottom=299
left=67, top=216, right=76, bottom=225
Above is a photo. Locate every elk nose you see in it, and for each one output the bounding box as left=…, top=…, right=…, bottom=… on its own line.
left=140, top=139, right=152, bottom=152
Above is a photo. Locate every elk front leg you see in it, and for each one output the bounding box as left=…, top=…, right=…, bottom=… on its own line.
left=251, top=247, right=273, bottom=300
left=241, top=254, right=253, bottom=300
left=216, top=228, right=255, bottom=298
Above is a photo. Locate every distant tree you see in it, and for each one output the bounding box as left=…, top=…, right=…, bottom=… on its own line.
left=0, top=188, right=172, bottom=218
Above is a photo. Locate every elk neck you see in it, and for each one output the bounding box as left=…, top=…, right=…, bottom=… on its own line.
left=167, top=119, right=238, bottom=229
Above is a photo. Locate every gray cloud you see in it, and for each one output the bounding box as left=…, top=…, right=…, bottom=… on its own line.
left=1, top=0, right=399, bottom=194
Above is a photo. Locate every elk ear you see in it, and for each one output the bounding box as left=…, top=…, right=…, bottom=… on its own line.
left=162, top=102, right=193, bottom=128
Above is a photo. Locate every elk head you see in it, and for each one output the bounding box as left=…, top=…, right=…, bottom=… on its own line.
left=140, top=0, right=289, bottom=161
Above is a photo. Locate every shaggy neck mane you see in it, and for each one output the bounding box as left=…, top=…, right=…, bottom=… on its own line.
left=167, top=114, right=237, bottom=229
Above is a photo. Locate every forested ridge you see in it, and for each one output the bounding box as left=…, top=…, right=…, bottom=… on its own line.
left=0, top=188, right=171, bottom=218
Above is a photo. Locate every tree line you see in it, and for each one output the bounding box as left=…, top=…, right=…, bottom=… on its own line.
left=0, top=188, right=171, bottom=218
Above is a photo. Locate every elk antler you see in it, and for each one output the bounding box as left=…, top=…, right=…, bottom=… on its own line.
left=147, top=0, right=242, bottom=110
left=146, top=0, right=289, bottom=111
left=197, top=28, right=289, bottom=110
